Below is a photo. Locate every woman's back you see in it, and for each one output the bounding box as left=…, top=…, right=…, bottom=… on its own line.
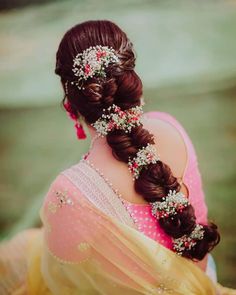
left=86, top=111, right=207, bottom=221
left=78, top=111, right=208, bottom=258
left=86, top=111, right=188, bottom=204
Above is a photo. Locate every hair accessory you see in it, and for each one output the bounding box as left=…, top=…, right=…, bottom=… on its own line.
left=151, top=190, right=190, bottom=219
left=173, top=224, right=205, bottom=255
left=75, top=122, right=87, bottom=139
left=71, top=45, right=120, bottom=89
left=91, top=104, right=143, bottom=136
left=64, top=101, right=77, bottom=120
left=128, top=144, right=159, bottom=179
left=64, top=101, right=87, bottom=140
left=65, top=80, right=69, bottom=96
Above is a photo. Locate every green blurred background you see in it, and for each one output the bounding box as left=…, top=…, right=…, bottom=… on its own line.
left=0, top=0, right=235, bottom=288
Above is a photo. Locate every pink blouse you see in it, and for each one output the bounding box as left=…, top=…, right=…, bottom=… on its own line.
left=122, top=111, right=208, bottom=249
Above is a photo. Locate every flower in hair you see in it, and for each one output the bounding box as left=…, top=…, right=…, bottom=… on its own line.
left=91, top=104, right=143, bottom=136
left=71, top=45, right=120, bottom=89
left=128, top=144, right=159, bottom=179
left=151, top=190, right=190, bottom=219
left=173, top=224, right=205, bottom=255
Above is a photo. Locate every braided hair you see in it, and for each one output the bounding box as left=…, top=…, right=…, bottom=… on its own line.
left=55, top=20, right=220, bottom=260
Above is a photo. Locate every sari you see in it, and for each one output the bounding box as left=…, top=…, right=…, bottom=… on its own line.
left=0, top=160, right=235, bottom=295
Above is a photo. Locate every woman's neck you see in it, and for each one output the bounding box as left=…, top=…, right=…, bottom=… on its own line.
left=87, top=125, right=109, bottom=152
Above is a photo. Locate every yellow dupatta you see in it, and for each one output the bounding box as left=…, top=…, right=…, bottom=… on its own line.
left=1, top=161, right=235, bottom=294
left=38, top=161, right=218, bottom=295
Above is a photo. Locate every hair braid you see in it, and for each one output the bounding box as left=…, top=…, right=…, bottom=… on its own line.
left=55, top=20, right=220, bottom=261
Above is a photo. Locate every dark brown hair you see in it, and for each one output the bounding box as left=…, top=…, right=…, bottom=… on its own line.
left=55, top=20, right=220, bottom=260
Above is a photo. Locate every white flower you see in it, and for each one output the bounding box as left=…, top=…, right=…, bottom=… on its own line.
left=91, top=104, right=143, bottom=137
left=72, top=45, right=120, bottom=89
left=128, top=144, right=160, bottom=179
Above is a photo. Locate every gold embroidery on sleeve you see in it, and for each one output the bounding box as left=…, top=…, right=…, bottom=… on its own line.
left=55, top=190, right=74, bottom=207
left=48, top=201, right=57, bottom=214
left=47, top=190, right=74, bottom=214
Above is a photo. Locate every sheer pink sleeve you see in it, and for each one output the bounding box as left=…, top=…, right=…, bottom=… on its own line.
left=40, top=174, right=92, bottom=263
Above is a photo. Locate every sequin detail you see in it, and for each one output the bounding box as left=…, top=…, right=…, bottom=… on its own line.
left=77, top=243, right=90, bottom=252
left=124, top=200, right=172, bottom=249
left=55, top=190, right=74, bottom=206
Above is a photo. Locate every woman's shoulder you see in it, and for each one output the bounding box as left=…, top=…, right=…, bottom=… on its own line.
left=143, top=110, right=197, bottom=157
left=39, top=169, right=93, bottom=264
left=142, top=110, right=190, bottom=181
left=45, top=170, right=75, bottom=194
left=142, top=110, right=189, bottom=147
left=45, top=160, right=86, bottom=191
left=40, top=167, right=82, bottom=213
left=143, top=111, right=187, bottom=136
left=143, top=110, right=194, bottom=151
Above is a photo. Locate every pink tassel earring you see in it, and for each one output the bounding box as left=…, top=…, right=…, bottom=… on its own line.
left=74, top=121, right=87, bottom=139
left=64, top=81, right=87, bottom=140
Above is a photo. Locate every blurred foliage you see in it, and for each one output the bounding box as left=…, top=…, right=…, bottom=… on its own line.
left=0, top=0, right=236, bottom=288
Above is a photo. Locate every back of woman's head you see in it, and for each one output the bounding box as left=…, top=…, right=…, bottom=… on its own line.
left=55, top=20, right=220, bottom=261
left=55, top=20, right=142, bottom=124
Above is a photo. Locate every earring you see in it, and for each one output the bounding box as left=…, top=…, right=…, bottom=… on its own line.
left=74, top=121, right=87, bottom=140
left=65, top=81, right=87, bottom=140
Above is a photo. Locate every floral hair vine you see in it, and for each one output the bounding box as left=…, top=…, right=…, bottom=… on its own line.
left=150, top=189, right=205, bottom=256
left=150, top=190, right=190, bottom=219
left=173, top=224, right=205, bottom=255
left=71, top=45, right=120, bottom=90
left=91, top=104, right=143, bottom=136
left=128, top=144, right=160, bottom=180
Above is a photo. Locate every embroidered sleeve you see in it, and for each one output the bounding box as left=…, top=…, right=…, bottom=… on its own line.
left=40, top=174, right=91, bottom=264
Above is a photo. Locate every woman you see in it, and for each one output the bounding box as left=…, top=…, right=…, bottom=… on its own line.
left=0, top=20, right=235, bottom=295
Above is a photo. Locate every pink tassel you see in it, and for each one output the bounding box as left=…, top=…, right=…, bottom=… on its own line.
left=64, top=101, right=86, bottom=139
left=75, top=122, right=87, bottom=139
left=64, top=101, right=77, bottom=120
